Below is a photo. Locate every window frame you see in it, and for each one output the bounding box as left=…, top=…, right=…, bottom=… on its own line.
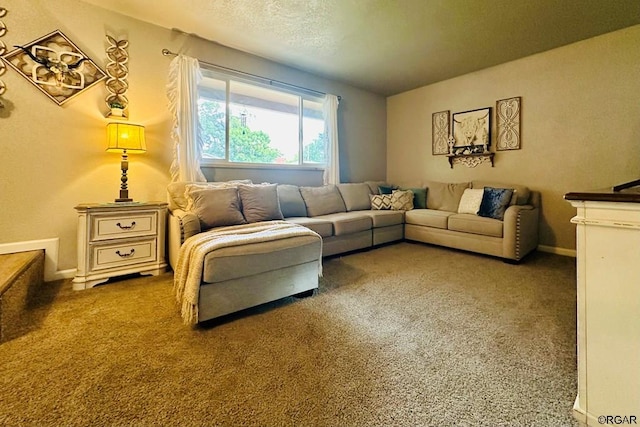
left=198, top=68, right=327, bottom=170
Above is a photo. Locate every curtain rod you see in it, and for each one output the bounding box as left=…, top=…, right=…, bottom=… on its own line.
left=161, top=49, right=341, bottom=101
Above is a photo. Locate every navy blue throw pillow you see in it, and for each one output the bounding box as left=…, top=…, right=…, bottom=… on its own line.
left=478, top=187, right=514, bottom=220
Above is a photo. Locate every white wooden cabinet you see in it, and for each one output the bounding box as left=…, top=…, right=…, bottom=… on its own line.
left=73, top=202, right=168, bottom=290
left=566, top=187, right=640, bottom=426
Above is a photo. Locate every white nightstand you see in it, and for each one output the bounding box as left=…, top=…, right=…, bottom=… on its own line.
left=73, top=202, right=168, bottom=290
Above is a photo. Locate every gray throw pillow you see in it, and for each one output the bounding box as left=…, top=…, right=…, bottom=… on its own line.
left=238, top=184, right=284, bottom=223
left=299, top=185, right=346, bottom=217
left=277, top=184, right=308, bottom=217
left=188, top=187, right=247, bottom=229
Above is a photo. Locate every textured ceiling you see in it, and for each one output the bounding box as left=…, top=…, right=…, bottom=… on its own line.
left=79, top=0, right=640, bottom=96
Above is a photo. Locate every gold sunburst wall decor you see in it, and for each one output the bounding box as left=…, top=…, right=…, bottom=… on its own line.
left=496, top=96, right=522, bottom=150
left=2, top=29, right=107, bottom=105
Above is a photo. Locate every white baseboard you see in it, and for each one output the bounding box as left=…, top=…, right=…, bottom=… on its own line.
left=0, top=238, right=74, bottom=282
left=538, top=244, right=576, bottom=258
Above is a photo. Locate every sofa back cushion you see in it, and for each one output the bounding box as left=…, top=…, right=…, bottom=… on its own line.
left=472, top=181, right=530, bottom=205
left=188, top=187, right=247, bottom=229
left=299, top=185, right=346, bottom=217
left=238, top=184, right=284, bottom=223
left=337, top=183, right=372, bottom=211
left=424, top=181, right=470, bottom=212
left=277, top=184, right=307, bottom=217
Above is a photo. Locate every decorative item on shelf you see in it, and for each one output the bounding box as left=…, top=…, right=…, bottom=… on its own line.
left=496, top=96, right=521, bottom=150
left=446, top=106, right=494, bottom=168
left=0, top=6, right=7, bottom=109
left=2, top=30, right=106, bottom=105
left=106, top=122, right=146, bottom=202
left=431, top=110, right=450, bottom=155
left=104, top=35, right=129, bottom=118
left=447, top=152, right=494, bottom=169
left=451, top=107, right=491, bottom=153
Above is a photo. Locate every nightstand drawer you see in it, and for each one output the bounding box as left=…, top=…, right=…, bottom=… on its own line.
left=91, top=239, right=157, bottom=271
left=92, top=212, right=157, bottom=241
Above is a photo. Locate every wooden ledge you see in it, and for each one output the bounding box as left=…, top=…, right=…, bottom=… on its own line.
left=0, top=251, right=44, bottom=296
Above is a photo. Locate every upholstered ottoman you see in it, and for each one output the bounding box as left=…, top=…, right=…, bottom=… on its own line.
left=174, top=221, right=322, bottom=324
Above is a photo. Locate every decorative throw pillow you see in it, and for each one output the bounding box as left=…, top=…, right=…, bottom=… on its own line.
left=370, top=194, right=392, bottom=210
left=188, top=187, right=247, bottom=229
left=378, top=185, right=397, bottom=195
left=391, top=189, right=414, bottom=211
left=478, top=187, right=514, bottom=220
left=402, top=187, right=427, bottom=209
left=183, top=180, right=252, bottom=211
left=238, top=184, right=284, bottom=223
left=457, top=188, right=484, bottom=215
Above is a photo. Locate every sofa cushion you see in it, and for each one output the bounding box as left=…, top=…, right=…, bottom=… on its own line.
left=448, top=213, right=504, bottom=238
left=405, top=209, right=453, bottom=229
left=188, top=187, right=247, bottom=229
left=282, top=217, right=333, bottom=237
left=238, top=184, right=284, bottom=223
left=424, top=181, right=470, bottom=212
left=202, top=235, right=321, bottom=284
left=300, top=185, right=346, bottom=217
left=370, top=194, right=392, bottom=210
left=472, top=181, right=530, bottom=205
left=363, top=210, right=405, bottom=228
left=391, top=190, right=414, bottom=211
left=319, top=212, right=372, bottom=236
left=277, top=184, right=307, bottom=217
left=457, top=188, right=484, bottom=214
left=478, top=187, right=514, bottom=220
left=337, top=183, right=372, bottom=211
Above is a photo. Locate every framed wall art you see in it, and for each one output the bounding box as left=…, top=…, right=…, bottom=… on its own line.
left=496, top=96, right=521, bottom=150
left=1, top=29, right=107, bottom=105
left=432, top=110, right=450, bottom=155
left=451, top=107, right=491, bottom=155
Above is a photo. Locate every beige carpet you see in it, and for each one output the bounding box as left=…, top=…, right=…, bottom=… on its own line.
left=0, top=242, right=578, bottom=426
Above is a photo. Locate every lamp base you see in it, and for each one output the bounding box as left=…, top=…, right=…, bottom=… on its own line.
left=115, top=198, right=133, bottom=203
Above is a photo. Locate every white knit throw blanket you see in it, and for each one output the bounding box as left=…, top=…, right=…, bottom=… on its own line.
left=174, top=221, right=322, bottom=324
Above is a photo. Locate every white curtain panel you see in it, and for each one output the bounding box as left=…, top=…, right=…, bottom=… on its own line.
left=167, top=55, right=206, bottom=183
left=322, top=94, right=340, bottom=185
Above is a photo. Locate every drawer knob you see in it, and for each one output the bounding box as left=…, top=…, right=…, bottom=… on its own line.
left=115, top=249, right=135, bottom=258
left=116, top=221, right=136, bottom=230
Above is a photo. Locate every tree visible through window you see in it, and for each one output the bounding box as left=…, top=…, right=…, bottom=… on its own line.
left=198, top=72, right=326, bottom=166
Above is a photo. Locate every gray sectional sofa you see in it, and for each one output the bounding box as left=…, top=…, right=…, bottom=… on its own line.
left=167, top=179, right=539, bottom=267
left=167, top=179, right=539, bottom=323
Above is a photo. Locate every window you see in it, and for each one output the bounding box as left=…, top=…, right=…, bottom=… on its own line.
left=198, top=70, right=327, bottom=167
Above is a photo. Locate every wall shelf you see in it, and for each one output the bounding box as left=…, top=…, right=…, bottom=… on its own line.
left=446, top=153, right=494, bottom=168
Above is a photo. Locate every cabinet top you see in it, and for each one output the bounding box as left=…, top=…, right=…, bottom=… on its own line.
left=75, top=201, right=168, bottom=211
left=565, top=179, right=640, bottom=203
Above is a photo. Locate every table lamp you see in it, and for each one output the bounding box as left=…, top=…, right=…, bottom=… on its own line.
left=106, top=122, right=146, bottom=202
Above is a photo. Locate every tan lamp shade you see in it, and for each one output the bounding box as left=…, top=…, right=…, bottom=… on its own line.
left=106, top=123, right=146, bottom=153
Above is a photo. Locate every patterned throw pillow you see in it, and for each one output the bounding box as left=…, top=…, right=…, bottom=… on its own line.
left=457, top=188, right=484, bottom=214
left=370, top=194, right=392, bottom=210
left=478, top=187, right=514, bottom=220
left=391, top=190, right=414, bottom=211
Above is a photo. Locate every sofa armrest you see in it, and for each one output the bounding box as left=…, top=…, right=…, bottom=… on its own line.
left=168, top=209, right=201, bottom=270
left=502, top=204, right=539, bottom=261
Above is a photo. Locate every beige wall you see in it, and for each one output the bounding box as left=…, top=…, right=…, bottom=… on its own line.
left=387, top=25, right=640, bottom=252
left=0, top=0, right=386, bottom=272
